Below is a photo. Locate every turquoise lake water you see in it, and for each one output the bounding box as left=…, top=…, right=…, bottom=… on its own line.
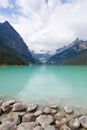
left=0, top=65, right=87, bottom=105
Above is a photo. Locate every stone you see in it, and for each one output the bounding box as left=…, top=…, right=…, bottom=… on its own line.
left=36, top=115, right=54, bottom=125
left=43, top=107, right=51, bottom=114
left=2, top=113, right=20, bottom=125
left=64, top=106, right=73, bottom=114
left=33, top=125, right=43, bottom=130
left=27, top=104, right=38, bottom=112
left=2, top=99, right=16, bottom=106
left=54, top=112, right=65, bottom=121
left=12, top=103, right=26, bottom=112
left=50, top=105, right=58, bottom=109
left=34, top=110, right=43, bottom=117
left=60, top=124, right=71, bottom=130
left=42, top=125, right=56, bottom=130
left=0, top=121, right=16, bottom=130
left=69, top=118, right=80, bottom=129
left=79, top=115, right=87, bottom=129
left=22, top=113, right=35, bottom=122
left=51, top=109, right=57, bottom=114
left=17, top=122, right=36, bottom=130
left=1, top=103, right=11, bottom=113
left=55, top=118, right=67, bottom=128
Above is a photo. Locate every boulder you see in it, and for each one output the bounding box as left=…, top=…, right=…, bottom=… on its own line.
left=2, top=113, right=20, bottom=125
left=69, top=118, right=80, bottom=129
left=60, top=124, right=71, bottom=130
left=2, top=99, right=16, bottom=106
left=51, top=109, right=57, bottom=114
left=17, top=122, right=36, bottom=130
left=54, top=112, right=65, bottom=121
left=36, top=115, right=54, bottom=126
left=64, top=106, right=73, bottom=114
left=0, top=121, right=16, bottom=130
left=50, top=105, right=58, bottom=109
left=43, top=107, right=51, bottom=114
left=22, top=113, right=35, bottom=122
left=1, top=103, right=11, bottom=113
left=27, top=104, right=38, bottom=112
left=34, top=110, right=43, bottom=117
left=79, top=115, right=87, bottom=129
left=55, top=118, right=67, bottom=128
left=12, top=103, right=26, bottom=112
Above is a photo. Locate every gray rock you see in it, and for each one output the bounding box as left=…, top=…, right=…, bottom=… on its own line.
left=2, top=99, right=16, bottom=106
left=79, top=115, right=87, bottom=129
left=2, top=113, right=20, bottom=125
left=34, top=110, right=43, bottom=117
left=36, top=115, right=54, bottom=125
left=0, top=121, right=16, bottom=130
left=60, top=124, right=71, bottom=130
left=17, top=122, right=36, bottom=130
left=69, top=118, right=80, bottom=129
left=22, top=113, right=35, bottom=122
left=43, top=107, right=51, bottom=114
left=1, top=103, right=11, bottom=113
left=55, top=118, right=67, bottom=128
left=54, top=112, right=65, bottom=121
left=50, top=105, right=58, bottom=109
left=27, top=104, right=38, bottom=112
left=64, top=106, right=73, bottom=114
left=51, top=109, right=57, bottom=114
left=12, top=103, right=26, bottom=112
left=33, top=125, right=43, bottom=130
left=42, top=125, right=56, bottom=130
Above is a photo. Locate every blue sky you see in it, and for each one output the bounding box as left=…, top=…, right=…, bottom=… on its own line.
left=0, top=0, right=87, bottom=53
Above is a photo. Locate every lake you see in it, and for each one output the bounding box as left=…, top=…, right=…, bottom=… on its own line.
left=0, top=65, right=87, bottom=106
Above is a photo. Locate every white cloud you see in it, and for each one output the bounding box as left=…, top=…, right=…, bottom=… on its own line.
left=1, top=0, right=87, bottom=53
left=0, top=0, right=10, bottom=8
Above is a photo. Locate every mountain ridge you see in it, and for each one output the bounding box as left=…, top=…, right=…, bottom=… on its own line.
left=0, top=21, right=36, bottom=65
left=47, top=38, right=87, bottom=65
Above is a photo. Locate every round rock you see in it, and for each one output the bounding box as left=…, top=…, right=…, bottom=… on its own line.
left=36, top=115, right=54, bottom=126
left=34, top=110, right=43, bottom=117
left=12, top=103, right=26, bottom=112
left=1, top=103, right=11, bottom=113
left=22, top=113, right=35, bottom=122
left=50, top=105, right=58, bottom=109
left=54, top=112, right=65, bottom=121
left=64, top=106, right=73, bottom=114
left=27, top=104, right=38, bottom=112
left=69, top=118, right=80, bottom=129
left=79, top=115, right=87, bottom=129
left=43, top=107, right=51, bottom=114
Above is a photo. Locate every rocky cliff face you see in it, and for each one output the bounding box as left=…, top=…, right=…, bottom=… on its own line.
left=47, top=38, right=87, bottom=65
left=0, top=21, right=35, bottom=65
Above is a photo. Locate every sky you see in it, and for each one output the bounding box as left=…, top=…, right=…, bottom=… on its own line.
left=0, top=0, right=87, bottom=53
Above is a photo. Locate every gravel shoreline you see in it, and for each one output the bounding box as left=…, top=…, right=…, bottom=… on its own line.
left=0, top=99, right=87, bottom=130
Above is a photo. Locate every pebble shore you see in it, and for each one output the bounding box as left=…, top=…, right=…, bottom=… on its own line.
left=0, top=99, right=87, bottom=130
